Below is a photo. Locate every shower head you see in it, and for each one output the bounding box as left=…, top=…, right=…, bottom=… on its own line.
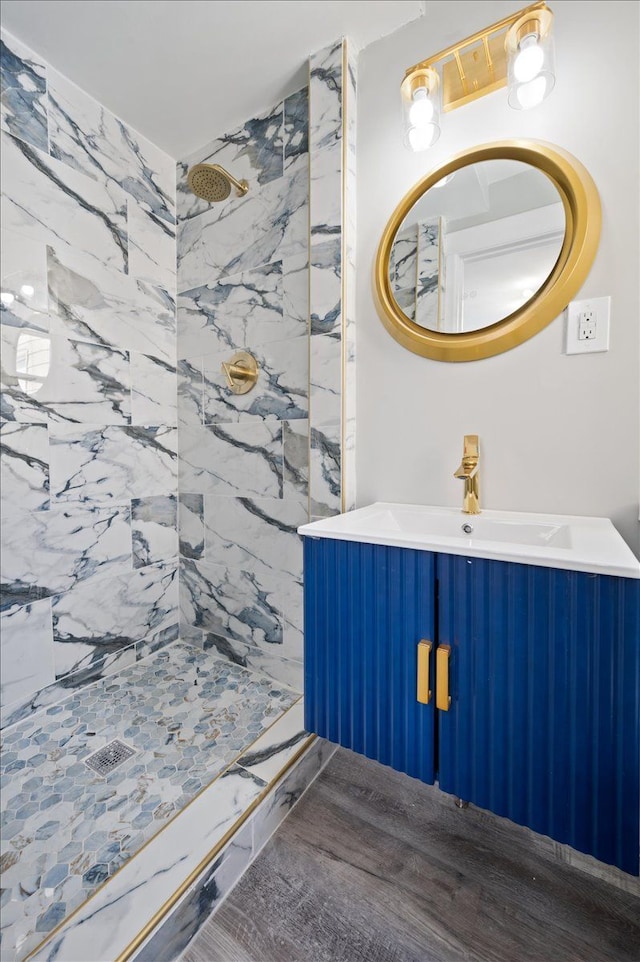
left=187, top=163, right=249, bottom=202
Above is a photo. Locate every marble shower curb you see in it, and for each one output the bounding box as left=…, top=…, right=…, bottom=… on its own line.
left=27, top=700, right=333, bottom=962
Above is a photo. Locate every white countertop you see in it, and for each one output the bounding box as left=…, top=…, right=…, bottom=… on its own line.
left=299, top=503, right=640, bottom=579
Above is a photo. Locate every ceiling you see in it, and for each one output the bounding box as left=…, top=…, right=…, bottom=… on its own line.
left=1, top=0, right=424, bottom=159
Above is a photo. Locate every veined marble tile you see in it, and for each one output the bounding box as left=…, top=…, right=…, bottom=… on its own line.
left=282, top=252, right=309, bottom=331
left=392, top=226, right=418, bottom=292
left=203, top=633, right=303, bottom=692
left=310, top=237, right=341, bottom=335
left=310, top=138, right=342, bottom=248
left=0, top=31, right=48, bottom=153
left=178, top=493, right=204, bottom=560
left=0, top=422, right=49, bottom=511
left=1, top=507, right=50, bottom=611
left=177, top=358, right=204, bottom=428
left=127, top=198, right=177, bottom=288
left=136, top=620, right=179, bottom=661
left=180, top=558, right=282, bottom=650
left=49, top=423, right=178, bottom=503
left=134, top=821, right=254, bottom=962
left=202, top=336, right=307, bottom=424
left=283, top=418, right=309, bottom=506
left=177, top=165, right=307, bottom=293
left=132, top=495, right=178, bottom=568
left=0, top=131, right=128, bottom=274
left=415, top=219, right=441, bottom=328
left=394, top=286, right=416, bottom=320
left=11, top=334, right=132, bottom=424
left=309, top=40, right=343, bottom=154
left=1, top=323, right=51, bottom=423
left=4, top=643, right=297, bottom=959
left=0, top=598, right=53, bottom=711
left=178, top=420, right=282, bottom=499
left=178, top=261, right=288, bottom=360
left=29, top=761, right=268, bottom=962
left=47, top=245, right=176, bottom=364
left=47, top=66, right=175, bottom=228
left=131, top=352, right=177, bottom=426
left=179, top=621, right=203, bottom=648
left=204, top=496, right=305, bottom=584
left=2, top=503, right=131, bottom=612
left=252, top=737, right=335, bottom=854
left=0, top=647, right=134, bottom=728
left=52, top=560, right=178, bottom=680
left=310, top=422, right=341, bottom=518
left=310, top=330, right=341, bottom=428
left=236, top=699, right=306, bottom=783
left=1, top=230, right=49, bottom=333
left=284, top=87, right=309, bottom=175
left=177, top=100, right=284, bottom=223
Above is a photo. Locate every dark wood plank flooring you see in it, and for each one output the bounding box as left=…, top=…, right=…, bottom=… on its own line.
left=183, top=748, right=640, bottom=962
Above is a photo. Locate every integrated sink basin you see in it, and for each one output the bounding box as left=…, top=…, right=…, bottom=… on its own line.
left=299, top=503, right=640, bottom=578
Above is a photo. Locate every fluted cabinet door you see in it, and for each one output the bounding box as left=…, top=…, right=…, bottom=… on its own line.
left=304, top=538, right=436, bottom=783
left=437, top=554, right=640, bottom=876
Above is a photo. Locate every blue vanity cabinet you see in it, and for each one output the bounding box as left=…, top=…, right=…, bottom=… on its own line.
left=303, top=535, right=640, bottom=876
left=303, top=537, right=437, bottom=784
left=436, top=553, right=640, bottom=876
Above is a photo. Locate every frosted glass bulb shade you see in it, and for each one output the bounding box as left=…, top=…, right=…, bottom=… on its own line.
left=408, top=89, right=435, bottom=126
left=516, top=75, right=548, bottom=109
left=513, top=35, right=544, bottom=82
left=407, top=123, right=440, bottom=151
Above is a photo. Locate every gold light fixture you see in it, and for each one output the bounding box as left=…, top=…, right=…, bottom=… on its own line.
left=401, top=2, right=555, bottom=151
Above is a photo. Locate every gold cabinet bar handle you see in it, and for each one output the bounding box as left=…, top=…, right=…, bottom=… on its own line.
left=417, top=640, right=432, bottom=704
left=436, top=644, right=452, bottom=711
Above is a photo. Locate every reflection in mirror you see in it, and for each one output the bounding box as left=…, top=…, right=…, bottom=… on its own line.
left=390, top=160, right=566, bottom=333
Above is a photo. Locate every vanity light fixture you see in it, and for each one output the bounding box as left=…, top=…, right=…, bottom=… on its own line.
left=401, top=1, right=555, bottom=151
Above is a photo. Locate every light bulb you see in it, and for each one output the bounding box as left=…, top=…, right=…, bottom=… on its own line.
left=516, top=75, right=547, bottom=109
left=408, top=88, right=434, bottom=127
left=514, top=34, right=544, bottom=82
left=407, top=123, right=439, bottom=152
left=0, top=291, right=15, bottom=306
left=20, top=284, right=35, bottom=298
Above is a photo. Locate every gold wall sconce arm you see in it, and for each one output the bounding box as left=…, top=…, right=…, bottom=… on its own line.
left=221, top=351, right=259, bottom=395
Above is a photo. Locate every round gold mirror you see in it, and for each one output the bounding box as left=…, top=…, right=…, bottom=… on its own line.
left=374, top=141, right=601, bottom=361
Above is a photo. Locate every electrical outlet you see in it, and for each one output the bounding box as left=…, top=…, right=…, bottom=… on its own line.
left=565, top=297, right=611, bottom=354
left=578, top=311, right=596, bottom=340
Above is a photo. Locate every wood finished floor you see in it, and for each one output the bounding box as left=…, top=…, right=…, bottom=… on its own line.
left=183, top=748, right=640, bottom=962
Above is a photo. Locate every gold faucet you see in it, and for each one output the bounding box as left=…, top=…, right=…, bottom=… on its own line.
left=454, top=435, right=480, bottom=514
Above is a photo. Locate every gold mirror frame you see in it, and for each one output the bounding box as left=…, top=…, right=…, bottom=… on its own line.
left=374, top=140, right=601, bottom=361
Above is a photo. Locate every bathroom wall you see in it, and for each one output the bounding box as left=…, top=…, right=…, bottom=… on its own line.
left=0, top=30, right=179, bottom=727
left=175, top=89, right=310, bottom=691
left=355, top=0, right=640, bottom=555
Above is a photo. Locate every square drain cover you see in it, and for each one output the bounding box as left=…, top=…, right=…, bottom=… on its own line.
left=84, top=739, right=136, bottom=777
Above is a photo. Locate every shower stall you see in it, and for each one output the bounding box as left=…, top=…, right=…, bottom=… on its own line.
left=0, top=26, right=355, bottom=962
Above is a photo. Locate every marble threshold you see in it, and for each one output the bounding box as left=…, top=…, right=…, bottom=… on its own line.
left=5, top=649, right=318, bottom=962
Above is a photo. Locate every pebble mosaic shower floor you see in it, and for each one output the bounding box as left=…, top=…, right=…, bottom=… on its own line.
left=0, top=642, right=299, bottom=961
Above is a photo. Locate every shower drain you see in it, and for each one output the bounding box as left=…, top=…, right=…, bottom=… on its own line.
left=84, top=739, right=137, bottom=777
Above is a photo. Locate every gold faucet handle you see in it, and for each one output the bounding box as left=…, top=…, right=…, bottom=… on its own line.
left=220, top=351, right=259, bottom=395
left=462, top=434, right=479, bottom=459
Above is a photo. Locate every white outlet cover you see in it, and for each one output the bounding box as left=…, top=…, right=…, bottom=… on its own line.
left=565, top=296, right=611, bottom=354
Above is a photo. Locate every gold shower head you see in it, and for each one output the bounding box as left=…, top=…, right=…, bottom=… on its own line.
left=186, top=163, right=249, bottom=202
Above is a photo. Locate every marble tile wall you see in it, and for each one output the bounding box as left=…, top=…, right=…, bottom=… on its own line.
left=176, top=91, right=310, bottom=692
left=308, top=39, right=357, bottom=518
left=0, top=30, right=179, bottom=728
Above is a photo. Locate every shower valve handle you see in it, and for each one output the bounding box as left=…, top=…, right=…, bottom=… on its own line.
left=221, top=351, right=259, bottom=395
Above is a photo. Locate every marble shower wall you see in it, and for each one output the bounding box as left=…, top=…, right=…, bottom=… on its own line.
left=0, top=31, right=178, bottom=728
left=309, top=39, right=357, bottom=517
left=176, top=90, right=310, bottom=692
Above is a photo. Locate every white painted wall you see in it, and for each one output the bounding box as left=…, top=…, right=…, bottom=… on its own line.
left=356, top=0, right=640, bottom=556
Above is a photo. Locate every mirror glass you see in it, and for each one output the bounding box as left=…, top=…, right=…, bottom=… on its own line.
left=389, top=159, right=566, bottom=333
